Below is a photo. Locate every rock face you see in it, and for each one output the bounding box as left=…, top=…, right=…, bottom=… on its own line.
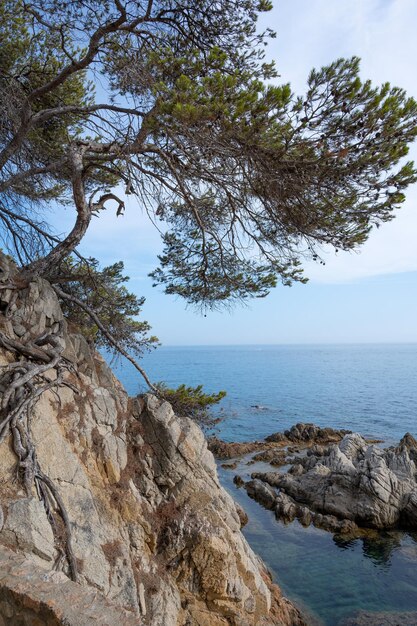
left=0, top=257, right=305, bottom=626
left=248, top=433, right=417, bottom=531
left=0, top=546, right=139, bottom=626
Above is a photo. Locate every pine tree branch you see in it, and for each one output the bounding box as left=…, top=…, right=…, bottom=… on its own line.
left=52, top=284, right=158, bottom=393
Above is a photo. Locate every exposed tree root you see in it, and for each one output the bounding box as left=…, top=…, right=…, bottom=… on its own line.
left=0, top=321, right=79, bottom=581
left=0, top=262, right=158, bottom=583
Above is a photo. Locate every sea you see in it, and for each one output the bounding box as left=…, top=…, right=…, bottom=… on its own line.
left=112, top=344, right=417, bottom=626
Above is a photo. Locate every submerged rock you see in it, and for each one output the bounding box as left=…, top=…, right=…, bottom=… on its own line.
left=221, top=461, right=238, bottom=469
left=338, top=610, right=417, bottom=625
left=234, top=475, right=245, bottom=488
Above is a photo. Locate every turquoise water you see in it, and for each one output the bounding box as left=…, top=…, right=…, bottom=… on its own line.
left=112, top=344, right=417, bottom=625
left=218, top=456, right=417, bottom=626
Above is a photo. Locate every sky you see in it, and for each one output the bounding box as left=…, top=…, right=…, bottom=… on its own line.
left=59, top=0, right=417, bottom=345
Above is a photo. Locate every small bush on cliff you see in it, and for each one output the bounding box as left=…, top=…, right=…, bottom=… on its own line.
left=155, top=383, right=226, bottom=431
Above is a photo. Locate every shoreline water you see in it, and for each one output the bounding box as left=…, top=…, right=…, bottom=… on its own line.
left=217, top=436, right=417, bottom=626
left=112, top=344, right=417, bottom=625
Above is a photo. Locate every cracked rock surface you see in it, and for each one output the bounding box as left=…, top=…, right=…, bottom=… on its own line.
left=247, top=432, right=417, bottom=531
left=0, top=261, right=305, bottom=626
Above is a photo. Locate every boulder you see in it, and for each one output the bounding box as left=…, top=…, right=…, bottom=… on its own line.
left=283, top=423, right=349, bottom=445
left=245, top=479, right=277, bottom=510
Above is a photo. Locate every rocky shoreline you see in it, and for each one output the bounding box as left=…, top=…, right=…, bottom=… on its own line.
left=211, top=425, right=417, bottom=535
left=2, top=253, right=417, bottom=625
left=208, top=423, right=353, bottom=460
left=213, top=425, right=417, bottom=625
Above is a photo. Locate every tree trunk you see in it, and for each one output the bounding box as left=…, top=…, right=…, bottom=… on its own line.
left=25, top=146, right=91, bottom=277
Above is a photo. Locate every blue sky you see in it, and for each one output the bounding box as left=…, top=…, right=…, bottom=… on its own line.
left=58, top=0, right=417, bottom=345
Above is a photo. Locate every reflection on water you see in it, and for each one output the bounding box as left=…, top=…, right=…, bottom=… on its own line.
left=112, top=345, right=417, bottom=624
left=333, top=532, right=404, bottom=568
left=218, top=458, right=417, bottom=626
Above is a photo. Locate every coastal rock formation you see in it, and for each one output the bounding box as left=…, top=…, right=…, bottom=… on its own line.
left=266, top=423, right=350, bottom=445
left=209, top=423, right=349, bottom=460
left=0, top=546, right=139, bottom=626
left=249, top=433, right=417, bottom=531
left=208, top=437, right=278, bottom=460
left=0, top=255, right=305, bottom=625
left=250, top=450, right=287, bottom=466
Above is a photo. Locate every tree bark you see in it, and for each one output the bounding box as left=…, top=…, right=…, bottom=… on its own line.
left=26, top=146, right=91, bottom=276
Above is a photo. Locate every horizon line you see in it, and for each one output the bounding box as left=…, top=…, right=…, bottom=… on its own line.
left=155, top=341, right=417, bottom=348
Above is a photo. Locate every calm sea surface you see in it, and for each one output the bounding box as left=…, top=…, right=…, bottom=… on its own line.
left=112, top=344, right=417, bottom=626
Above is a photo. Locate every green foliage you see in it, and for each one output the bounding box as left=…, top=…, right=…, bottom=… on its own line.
left=54, top=257, right=159, bottom=357
left=0, top=1, right=93, bottom=204
left=155, top=382, right=226, bottom=430
left=0, top=2, right=417, bottom=315
left=148, top=56, right=417, bottom=308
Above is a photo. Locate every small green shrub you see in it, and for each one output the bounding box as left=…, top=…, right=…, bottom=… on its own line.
left=156, top=383, right=226, bottom=431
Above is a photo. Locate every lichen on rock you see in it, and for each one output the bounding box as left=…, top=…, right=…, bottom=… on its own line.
left=0, top=255, right=305, bottom=625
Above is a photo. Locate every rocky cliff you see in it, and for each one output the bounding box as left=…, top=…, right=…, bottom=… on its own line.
left=0, top=254, right=305, bottom=626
